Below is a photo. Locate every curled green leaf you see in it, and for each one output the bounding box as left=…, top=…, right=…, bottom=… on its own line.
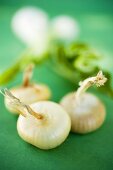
left=50, top=42, right=113, bottom=97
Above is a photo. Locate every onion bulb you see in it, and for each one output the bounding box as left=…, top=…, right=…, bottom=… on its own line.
left=11, top=6, right=49, bottom=55
left=5, top=64, right=51, bottom=114
left=2, top=89, right=71, bottom=150
left=60, top=71, right=107, bottom=134
left=51, top=15, right=79, bottom=41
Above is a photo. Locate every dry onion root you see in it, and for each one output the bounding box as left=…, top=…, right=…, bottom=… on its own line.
left=5, top=64, right=51, bottom=114
left=60, top=71, right=107, bottom=134
left=1, top=89, right=71, bottom=150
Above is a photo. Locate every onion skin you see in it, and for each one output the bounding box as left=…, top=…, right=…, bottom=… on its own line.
left=5, top=84, right=51, bottom=114
left=60, top=92, right=106, bottom=134
left=17, top=101, right=71, bottom=149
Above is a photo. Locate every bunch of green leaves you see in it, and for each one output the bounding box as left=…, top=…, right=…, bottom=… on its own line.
left=0, top=42, right=113, bottom=97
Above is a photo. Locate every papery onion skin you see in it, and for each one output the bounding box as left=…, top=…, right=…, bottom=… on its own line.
left=5, top=84, right=51, bottom=114
left=17, top=101, right=71, bottom=149
left=60, top=92, right=106, bottom=134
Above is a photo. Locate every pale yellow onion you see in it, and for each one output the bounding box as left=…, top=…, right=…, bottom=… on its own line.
left=3, top=90, right=71, bottom=150
left=60, top=71, right=107, bottom=134
left=5, top=64, right=51, bottom=114
left=5, top=84, right=51, bottom=114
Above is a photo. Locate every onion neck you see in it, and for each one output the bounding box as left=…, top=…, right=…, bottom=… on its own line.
left=23, top=63, right=34, bottom=87
left=75, top=71, right=107, bottom=102
left=25, top=105, right=43, bottom=119
left=1, top=89, right=43, bottom=120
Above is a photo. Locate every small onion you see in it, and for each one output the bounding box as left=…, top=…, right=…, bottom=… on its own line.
left=60, top=71, right=107, bottom=134
left=51, top=15, right=79, bottom=41
left=11, top=6, right=49, bottom=55
left=5, top=64, right=51, bottom=114
left=2, top=90, right=71, bottom=150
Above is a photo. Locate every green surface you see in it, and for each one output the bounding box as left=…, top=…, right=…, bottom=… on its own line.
left=0, top=1, right=113, bottom=170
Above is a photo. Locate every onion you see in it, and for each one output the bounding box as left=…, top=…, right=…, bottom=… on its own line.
left=51, top=15, right=79, bottom=41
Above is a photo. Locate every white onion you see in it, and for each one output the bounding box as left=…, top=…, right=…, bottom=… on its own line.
left=11, top=6, right=49, bottom=55
left=2, top=89, right=71, bottom=149
left=17, top=101, right=71, bottom=149
left=51, top=15, right=79, bottom=41
left=4, top=64, right=51, bottom=114
left=5, top=84, right=51, bottom=114
left=60, top=71, right=107, bottom=134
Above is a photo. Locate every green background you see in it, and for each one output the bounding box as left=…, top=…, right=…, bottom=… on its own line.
left=0, top=0, right=113, bottom=170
